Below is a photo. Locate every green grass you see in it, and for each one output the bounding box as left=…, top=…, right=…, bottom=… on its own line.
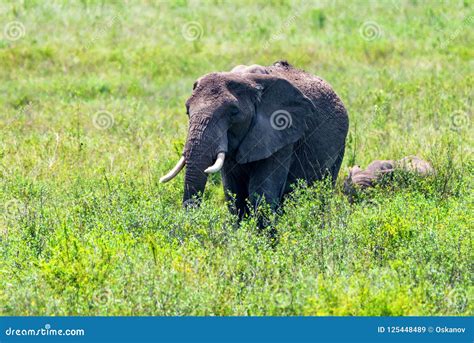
left=0, top=0, right=472, bottom=315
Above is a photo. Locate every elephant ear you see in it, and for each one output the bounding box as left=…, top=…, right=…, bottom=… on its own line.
left=236, top=74, right=315, bottom=164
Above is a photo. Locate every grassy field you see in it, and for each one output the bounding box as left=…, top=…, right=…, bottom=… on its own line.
left=0, top=0, right=472, bottom=315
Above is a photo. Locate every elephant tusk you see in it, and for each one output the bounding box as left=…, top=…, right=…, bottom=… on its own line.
left=204, top=152, right=225, bottom=174
left=160, top=157, right=186, bottom=183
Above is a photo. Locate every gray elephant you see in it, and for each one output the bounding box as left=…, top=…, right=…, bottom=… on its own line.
left=161, top=61, right=349, bottom=217
left=343, top=156, right=434, bottom=200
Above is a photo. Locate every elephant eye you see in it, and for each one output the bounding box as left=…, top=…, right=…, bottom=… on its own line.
left=229, top=106, right=239, bottom=116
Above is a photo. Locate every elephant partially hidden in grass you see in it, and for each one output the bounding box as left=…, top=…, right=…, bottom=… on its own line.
left=161, top=61, right=349, bottom=218
left=343, top=156, right=435, bottom=202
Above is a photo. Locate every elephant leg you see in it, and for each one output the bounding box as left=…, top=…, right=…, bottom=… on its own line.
left=248, top=144, right=293, bottom=213
left=330, top=144, right=345, bottom=185
left=247, top=145, right=293, bottom=238
left=221, top=158, right=250, bottom=219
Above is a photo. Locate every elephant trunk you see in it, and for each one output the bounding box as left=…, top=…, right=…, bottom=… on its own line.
left=183, top=148, right=210, bottom=206
left=182, top=115, right=228, bottom=207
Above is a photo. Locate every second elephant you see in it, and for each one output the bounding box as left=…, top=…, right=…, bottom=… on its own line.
left=343, top=156, right=435, bottom=200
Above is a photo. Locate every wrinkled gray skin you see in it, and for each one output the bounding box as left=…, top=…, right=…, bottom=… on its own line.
left=343, top=156, right=434, bottom=199
left=182, top=61, right=349, bottom=217
left=343, top=160, right=396, bottom=196
left=398, top=156, right=435, bottom=176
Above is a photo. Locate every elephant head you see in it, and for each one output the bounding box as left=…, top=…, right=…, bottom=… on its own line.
left=160, top=72, right=316, bottom=207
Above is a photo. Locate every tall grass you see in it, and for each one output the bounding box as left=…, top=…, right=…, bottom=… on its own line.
left=0, top=0, right=472, bottom=315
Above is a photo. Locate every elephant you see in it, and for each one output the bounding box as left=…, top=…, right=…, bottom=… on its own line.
left=343, top=156, right=434, bottom=200
left=343, top=160, right=395, bottom=199
left=230, top=64, right=270, bottom=75
left=398, top=156, right=435, bottom=176
left=160, top=60, right=349, bottom=218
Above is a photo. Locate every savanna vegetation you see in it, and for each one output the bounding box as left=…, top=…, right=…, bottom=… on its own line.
left=0, top=0, right=472, bottom=315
